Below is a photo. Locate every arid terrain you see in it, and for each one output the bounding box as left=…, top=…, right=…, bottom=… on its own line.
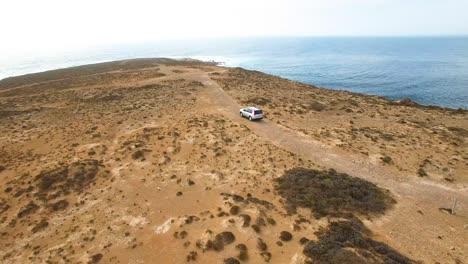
left=0, top=58, right=466, bottom=264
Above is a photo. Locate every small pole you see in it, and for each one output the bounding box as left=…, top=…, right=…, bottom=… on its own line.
left=451, top=198, right=457, bottom=215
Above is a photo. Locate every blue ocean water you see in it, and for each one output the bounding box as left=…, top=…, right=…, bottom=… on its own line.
left=1, top=37, right=467, bottom=109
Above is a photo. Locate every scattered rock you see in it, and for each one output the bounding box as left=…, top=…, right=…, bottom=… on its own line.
left=229, top=206, right=240, bottom=215
left=178, top=231, right=188, bottom=239
left=418, top=168, right=428, bottom=177
left=391, top=98, right=418, bottom=107
left=0, top=200, right=9, bottom=214
left=260, top=252, right=272, bottom=262
left=131, top=150, right=144, bottom=160
left=236, top=244, right=247, bottom=251
left=18, top=201, right=40, bottom=218
left=221, top=193, right=245, bottom=202
left=217, top=211, right=229, bottom=217
left=239, top=214, right=251, bottom=227
left=308, top=102, right=326, bottom=111
left=31, top=219, right=49, bottom=233
left=257, top=238, right=268, bottom=251
left=186, top=251, right=197, bottom=262
left=252, top=224, right=260, bottom=233
left=266, top=217, right=276, bottom=225
left=381, top=156, right=392, bottom=164
left=208, top=231, right=236, bottom=251
left=299, top=237, right=310, bottom=245
left=49, top=199, right=69, bottom=211
left=89, top=253, right=103, bottom=264
left=255, top=217, right=266, bottom=227
left=246, top=197, right=274, bottom=209
left=196, top=239, right=212, bottom=251
left=224, top=257, right=240, bottom=264
left=181, top=215, right=199, bottom=225
left=279, top=231, right=293, bottom=242
left=215, top=231, right=235, bottom=245
left=236, top=244, right=248, bottom=261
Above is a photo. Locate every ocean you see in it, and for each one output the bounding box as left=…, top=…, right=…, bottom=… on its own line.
left=1, top=37, right=467, bottom=109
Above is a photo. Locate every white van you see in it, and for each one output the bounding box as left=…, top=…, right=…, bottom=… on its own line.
left=240, top=107, right=264, bottom=121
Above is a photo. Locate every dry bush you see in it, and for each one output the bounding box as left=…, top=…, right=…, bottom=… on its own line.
left=34, top=159, right=104, bottom=202
left=307, top=102, right=326, bottom=111
left=274, top=168, right=395, bottom=218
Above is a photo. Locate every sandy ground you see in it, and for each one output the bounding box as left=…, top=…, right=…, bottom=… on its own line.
left=0, top=58, right=466, bottom=264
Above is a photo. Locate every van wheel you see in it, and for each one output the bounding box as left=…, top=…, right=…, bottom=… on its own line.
left=249, top=116, right=252, bottom=121
left=240, top=112, right=243, bottom=117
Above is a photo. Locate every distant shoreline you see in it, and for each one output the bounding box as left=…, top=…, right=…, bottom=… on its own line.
left=0, top=58, right=468, bottom=112
left=1, top=57, right=466, bottom=111
left=2, top=36, right=467, bottom=109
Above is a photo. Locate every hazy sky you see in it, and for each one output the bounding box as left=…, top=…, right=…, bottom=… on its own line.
left=1, top=0, right=467, bottom=56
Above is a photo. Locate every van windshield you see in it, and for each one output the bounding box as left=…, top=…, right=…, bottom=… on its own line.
left=254, top=110, right=263, bottom=115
